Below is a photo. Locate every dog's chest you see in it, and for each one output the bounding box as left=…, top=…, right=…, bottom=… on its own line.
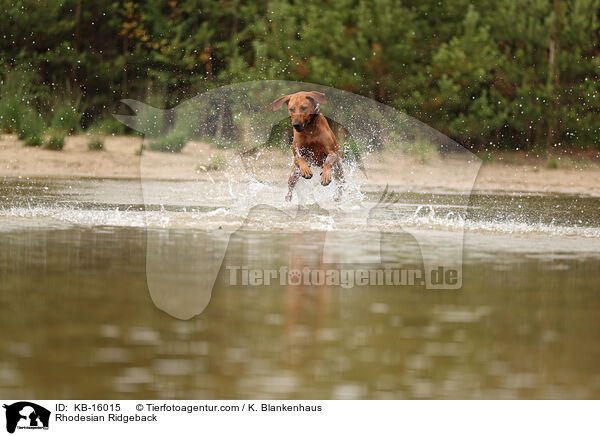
left=298, top=141, right=328, bottom=163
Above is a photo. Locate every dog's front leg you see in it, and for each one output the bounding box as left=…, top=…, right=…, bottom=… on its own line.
left=320, top=153, right=340, bottom=186
left=292, top=142, right=312, bottom=180
left=286, top=166, right=300, bottom=202
left=332, top=159, right=345, bottom=201
left=295, top=157, right=312, bottom=179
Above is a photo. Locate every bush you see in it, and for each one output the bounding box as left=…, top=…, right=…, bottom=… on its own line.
left=50, top=104, right=81, bottom=134
left=206, top=152, right=228, bottom=171
left=90, top=117, right=124, bottom=136
left=478, top=151, right=495, bottom=162
left=406, top=140, right=436, bottom=163
left=88, top=137, right=104, bottom=151
left=546, top=157, right=559, bottom=169
left=44, top=133, right=65, bottom=151
left=149, top=130, right=187, bottom=152
left=135, top=107, right=166, bottom=138
left=18, top=111, right=45, bottom=142
left=172, top=109, right=198, bottom=139
left=24, top=135, right=43, bottom=147
left=0, top=95, right=22, bottom=133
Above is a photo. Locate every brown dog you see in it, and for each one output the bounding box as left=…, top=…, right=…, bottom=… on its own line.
left=269, top=91, right=344, bottom=201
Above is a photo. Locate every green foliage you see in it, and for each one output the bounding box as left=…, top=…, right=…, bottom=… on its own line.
left=0, top=71, right=42, bottom=134
left=342, top=134, right=366, bottom=162
left=206, top=152, right=228, bottom=171
left=18, top=110, right=46, bottom=141
left=50, top=104, right=81, bottom=134
left=478, top=151, right=495, bottom=163
left=88, top=137, right=104, bottom=151
left=385, top=130, right=436, bottom=162
left=406, top=141, right=437, bottom=163
left=24, top=134, right=43, bottom=147
left=213, top=137, right=236, bottom=149
left=44, top=133, right=65, bottom=151
left=264, top=118, right=293, bottom=152
left=1, top=0, right=600, bottom=151
left=546, top=157, right=559, bottom=169
left=149, top=130, right=187, bottom=153
left=90, top=117, right=125, bottom=136
left=0, top=95, right=21, bottom=133
left=135, top=107, right=166, bottom=138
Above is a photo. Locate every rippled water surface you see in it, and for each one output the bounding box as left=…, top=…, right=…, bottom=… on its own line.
left=1, top=177, right=599, bottom=399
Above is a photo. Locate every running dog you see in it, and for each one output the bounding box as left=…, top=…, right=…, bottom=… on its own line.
left=268, top=91, right=344, bottom=201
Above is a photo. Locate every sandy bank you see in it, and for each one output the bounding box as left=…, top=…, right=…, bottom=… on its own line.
left=1, top=134, right=599, bottom=196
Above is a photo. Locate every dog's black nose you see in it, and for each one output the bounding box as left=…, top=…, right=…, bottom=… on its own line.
left=292, top=121, right=303, bottom=131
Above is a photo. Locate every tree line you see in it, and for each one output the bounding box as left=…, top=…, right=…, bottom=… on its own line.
left=1, top=0, right=599, bottom=151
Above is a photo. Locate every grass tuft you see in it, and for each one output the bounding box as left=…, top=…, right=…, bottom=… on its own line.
left=18, top=110, right=46, bottom=142
left=0, top=95, right=21, bottom=133
left=50, top=104, right=81, bottom=134
left=149, top=130, right=187, bottom=152
left=407, top=141, right=436, bottom=163
left=90, top=117, right=124, bottom=136
left=24, top=134, right=43, bottom=147
left=206, top=152, right=227, bottom=171
left=546, top=157, right=559, bottom=169
left=478, top=151, right=495, bottom=163
left=88, top=137, right=104, bottom=151
left=44, top=132, right=65, bottom=151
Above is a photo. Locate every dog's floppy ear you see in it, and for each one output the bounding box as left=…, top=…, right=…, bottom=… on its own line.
left=267, top=94, right=291, bottom=111
left=306, top=91, right=327, bottom=105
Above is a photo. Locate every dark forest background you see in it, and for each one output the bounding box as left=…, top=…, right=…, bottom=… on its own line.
left=1, top=0, right=599, bottom=151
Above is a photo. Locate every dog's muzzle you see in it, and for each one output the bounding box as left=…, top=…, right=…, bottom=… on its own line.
left=292, top=121, right=304, bottom=132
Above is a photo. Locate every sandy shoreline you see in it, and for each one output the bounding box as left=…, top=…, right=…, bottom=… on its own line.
left=2, top=134, right=600, bottom=196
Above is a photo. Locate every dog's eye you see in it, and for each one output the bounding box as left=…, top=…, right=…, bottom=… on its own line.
left=300, top=106, right=307, bottom=111
left=289, top=108, right=295, bottom=113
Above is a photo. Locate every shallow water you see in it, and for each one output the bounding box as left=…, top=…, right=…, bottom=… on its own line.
left=1, top=177, right=599, bottom=399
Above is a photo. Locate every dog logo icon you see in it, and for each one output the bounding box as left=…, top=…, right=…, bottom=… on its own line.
left=3, top=402, right=50, bottom=434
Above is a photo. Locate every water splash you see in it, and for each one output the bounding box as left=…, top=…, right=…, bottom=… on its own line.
left=2, top=184, right=600, bottom=239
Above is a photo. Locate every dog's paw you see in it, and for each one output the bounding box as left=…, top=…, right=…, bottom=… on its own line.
left=300, top=167, right=312, bottom=179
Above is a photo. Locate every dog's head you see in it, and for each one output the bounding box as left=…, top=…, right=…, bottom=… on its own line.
left=268, top=91, right=327, bottom=132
